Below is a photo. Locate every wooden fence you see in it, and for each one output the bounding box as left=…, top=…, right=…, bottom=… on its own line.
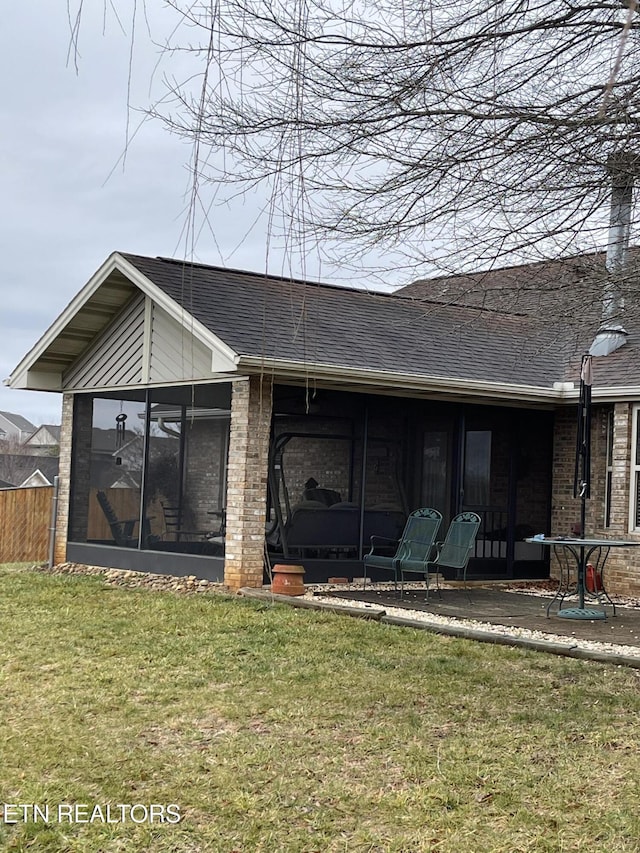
left=0, top=486, right=170, bottom=564
left=87, top=488, right=165, bottom=541
left=0, top=485, right=53, bottom=563
left=88, top=487, right=142, bottom=541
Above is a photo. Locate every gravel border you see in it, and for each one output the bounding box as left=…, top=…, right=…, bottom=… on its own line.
left=239, top=583, right=640, bottom=668
left=24, top=564, right=640, bottom=667
left=31, top=562, right=229, bottom=595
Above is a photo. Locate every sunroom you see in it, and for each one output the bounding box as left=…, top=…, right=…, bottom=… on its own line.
left=7, top=251, right=605, bottom=590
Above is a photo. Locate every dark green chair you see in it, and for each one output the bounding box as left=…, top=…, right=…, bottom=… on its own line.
left=363, top=508, right=442, bottom=592
left=400, top=511, right=481, bottom=601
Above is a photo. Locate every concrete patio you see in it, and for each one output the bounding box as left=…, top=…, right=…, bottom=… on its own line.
left=317, top=584, right=640, bottom=650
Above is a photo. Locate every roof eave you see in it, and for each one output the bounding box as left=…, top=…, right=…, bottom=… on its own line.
left=237, top=356, right=567, bottom=404
left=6, top=252, right=240, bottom=392
left=115, top=254, right=239, bottom=364
left=590, top=386, right=640, bottom=402
left=7, top=252, right=124, bottom=390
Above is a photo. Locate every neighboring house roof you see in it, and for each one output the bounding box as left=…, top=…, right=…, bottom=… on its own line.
left=111, top=434, right=180, bottom=468
left=19, top=469, right=54, bottom=487
left=109, top=471, right=140, bottom=489
left=0, top=411, right=37, bottom=438
left=7, top=250, right=640, bottom=405
left=91, top=428, right=137, bottom=454
left=24, top=424, right=61, bottom=446
left=0, top=455, right=59, bottom=488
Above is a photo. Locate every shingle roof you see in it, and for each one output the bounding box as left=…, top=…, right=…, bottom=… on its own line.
left=121, top=253, right=595, bottom=390
left=41, top=424, right=61, bottom=441
left=0, top=455, right=59, bottom=488
left=398, top=255, right=601, bottom=315
left=25, top=424, right=61, bottom=445
left=398, top=251, right=640, bottom=388
left=398, top=250, right=640, bottom=319
left=91, top=428, right=136, bottom=454
left=0, top=411, right=37, bottom=433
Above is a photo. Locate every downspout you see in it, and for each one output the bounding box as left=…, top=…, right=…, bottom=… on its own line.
left=48, top=475, right=60, bottom=568
left=157, top=417, right=181, bottom=439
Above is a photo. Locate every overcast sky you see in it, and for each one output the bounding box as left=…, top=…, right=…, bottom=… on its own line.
left=1, top=4, right=378, bottom=428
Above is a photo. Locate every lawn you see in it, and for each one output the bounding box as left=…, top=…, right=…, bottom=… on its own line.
left=1, top=565, right=640, bottom=852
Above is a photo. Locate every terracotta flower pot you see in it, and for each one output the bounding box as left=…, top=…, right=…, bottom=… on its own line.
left=271, top=564, right=305, bottom=596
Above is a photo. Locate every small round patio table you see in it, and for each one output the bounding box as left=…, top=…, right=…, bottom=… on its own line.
left=525, top=537, right=640, bottom=620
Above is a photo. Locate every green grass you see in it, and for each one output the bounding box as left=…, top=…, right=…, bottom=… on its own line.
left=1, top=565, right=640, bottom=852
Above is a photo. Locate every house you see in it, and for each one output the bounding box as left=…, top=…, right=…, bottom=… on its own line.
left=0, top=455, right=60, bottom=489
left=6, top=250, right=640, bottom=594
left=18, top=466, right=58, bottom=488
left=23, top=424, right=61, bottom=453
left=0, top=411, right=36, bottom=444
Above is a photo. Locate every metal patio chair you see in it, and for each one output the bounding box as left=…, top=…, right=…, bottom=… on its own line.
left=400, top=511, right=481, bottom=601
left=363, top=508, right=442, bottom=593
left=160, top=501, right=226, bottom=543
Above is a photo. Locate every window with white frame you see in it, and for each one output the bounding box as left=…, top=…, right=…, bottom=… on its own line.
left=630, top=406, right=640, bottom=532
left=605, top=409, right=614, bottom=528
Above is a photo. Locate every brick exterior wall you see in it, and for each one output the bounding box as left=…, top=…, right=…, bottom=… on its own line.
left=551, top=408, right=587, bottom=541
left=224, top=376, right=273, bottom=589
left=183, top=418, right=228, bottom=531
left=360, top=413, right=407, bottom=509
left=551, top=402, right=640, bottom=596
left=273, top=410, right=408, bottom=512
left=600, top=403, right=640, bottom=595
left=274, top=425, right=353, bottom=507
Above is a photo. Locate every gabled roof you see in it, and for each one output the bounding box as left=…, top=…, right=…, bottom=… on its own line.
left=23, top=424, right=61, bottom=445
left=7, top=251, right=640, bottom=405
left=0, top=411, right=37, bottom=434
left=398, top=249, right=640, bottom=321
left=19, top=469, right=54, bottom=488
left=0, top=455, right=59, bottom=488
left=119, top=254, right=571, bottom=393
left=7, top=253, right=238, bottom=393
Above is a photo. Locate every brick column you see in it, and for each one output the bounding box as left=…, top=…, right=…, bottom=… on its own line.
left=549, top=408, right=576, bottom=579
left=224, top=376, right=273, bottom=590
left=608, top=403, right=632, bottom=537
left=53, top=393, right=74, bottom=564
left=54, top=393, right=93, bottom=564
left=603, top=403, right=640, bottom=595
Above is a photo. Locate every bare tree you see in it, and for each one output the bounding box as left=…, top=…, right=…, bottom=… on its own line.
left=0, top=438, right=31, bottom=487
left=70, top=2, right=640, bottom=313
